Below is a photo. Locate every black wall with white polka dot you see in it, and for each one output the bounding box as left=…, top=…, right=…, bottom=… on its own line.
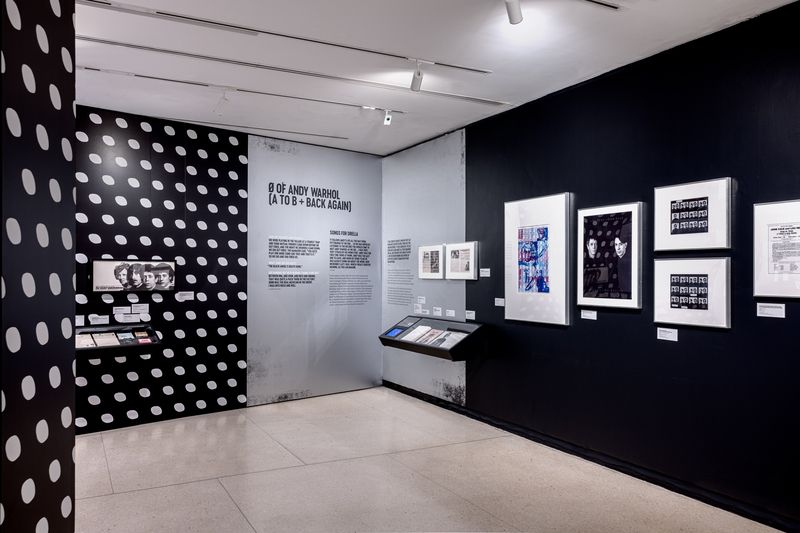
left=74, top=106, right=249, bottom=434
left=2, top=0, right=77, bottom=531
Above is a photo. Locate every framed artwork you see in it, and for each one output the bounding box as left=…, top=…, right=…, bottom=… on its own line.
left=445, top=241, right=478, bottom=280
left=653, top=258, right=731, bottom=329
left=504, top=192, right=572, bottom=325
left=654, top=177, right=731, bottom=251
left=418, top=244, right=444, bottom=279
left=577, top=202, right=643, bottom=309
left=753, top=199, right=800, bottom=298
left=92, top=260, right=176, bottom=292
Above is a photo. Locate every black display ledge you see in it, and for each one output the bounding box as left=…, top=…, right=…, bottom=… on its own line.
left=378, top=315, right=485, bottom=361
left=76, top=324, right=160, bottom=351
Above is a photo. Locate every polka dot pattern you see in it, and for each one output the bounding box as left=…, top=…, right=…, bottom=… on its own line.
left=2, top=1, right=77, bottom=531
left=74, top=107, right=248, bottom=433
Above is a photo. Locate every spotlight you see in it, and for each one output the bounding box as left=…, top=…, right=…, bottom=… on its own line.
left=505, top=0, right=523, bottom=24
left=384, top=110, right=393, bottom=126
left=410, top=62, right=423, bottom=92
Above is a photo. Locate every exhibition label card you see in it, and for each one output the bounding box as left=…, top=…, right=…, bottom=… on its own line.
left=465, top=310, right=476, bottom=320
left=413, top=303, right=422, bottom=314
left=112, top=306, right=132, bottom=315
left=420, top=308, right=431, bottom=315
left=756, top=303, right=786, bottom=318
left=433, top=307, right=442, bottom=317
left=445, top=309, right=456, bottom=317
left=131, top=303, right=149, bottom=314
left=581, top=310, right=598, bottom=320
left=417, top=296, right=426, bottom=304
left=480, top=268, right=491, bottom=278
left=657, top=327, right=679, bottom=342
left=176, top=291, right=195, bottom=302
left=115, top=313, right=141, bottom=323
left=88, top=314, right=109, bottom=325
left=75, top=315, right=85, bottom=327
left=494, top=298, right=505, bottom=307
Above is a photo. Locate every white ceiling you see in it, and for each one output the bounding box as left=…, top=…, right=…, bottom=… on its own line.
left=76, top=0, right=793, bottom=156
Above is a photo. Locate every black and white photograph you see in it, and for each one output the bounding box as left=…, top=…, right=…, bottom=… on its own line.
left=654, top=258, right=730, bottom=328
left=418, top=244, right=445, bottom=279
left=92, top=260, right=177, bottom=292
left=654, top=177, right=731, bottom=250
left=577, top=202, right=642, bottom=309
left=445, top=241, right=478, bottom=280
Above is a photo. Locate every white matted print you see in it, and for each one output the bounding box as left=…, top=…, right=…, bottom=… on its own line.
left=418, top=244, right=444, bottom=279
left=445, top=241, right=478, bottom=280
left=504, top=193, right=572, bottom=325
left=654, top=258, right=730, bottom=329
left=754, top=199, right=800, bottom=298
left=578, top=202, right=643, bottom=309
left=654, top=177, right=731, bottom=250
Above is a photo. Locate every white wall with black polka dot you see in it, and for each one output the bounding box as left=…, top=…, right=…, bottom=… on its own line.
left=74, top=106, right=248, bottom=434
left=2, top=1, right=77, bottom=531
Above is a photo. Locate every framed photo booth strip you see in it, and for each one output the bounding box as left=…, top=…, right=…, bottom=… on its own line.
left=445, top=241, right=478, bottom=280
left=504, top=192, right=572, bottom=325
left=753, top=199, right=800, bottom=298
left=654, top=177, right=731, bottom=251
left=577, top=202, right=643, bottom=309
left=653, top=258, right=731, bottom=329
left=418, top=244, right=444, bottom=279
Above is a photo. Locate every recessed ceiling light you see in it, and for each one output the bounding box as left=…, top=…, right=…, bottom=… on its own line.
left=506, top=0, right=523, bottom=24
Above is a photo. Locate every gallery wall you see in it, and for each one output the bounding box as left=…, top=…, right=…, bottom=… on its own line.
left=74, top=106, right=249, bottom=433
left=464, top=3, right=799, bottom=528
left=381, top=131, right=468, bottom=404
left=247, top=137, right=382, bottom=404
left=2, top=1, right=77, bottom=531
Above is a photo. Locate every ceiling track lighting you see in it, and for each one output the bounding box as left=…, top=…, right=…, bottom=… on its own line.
left=77, top=0, right=492, bottom=75
left=383, top=110, right=393, bottom=126
left=78, top=65, right=406, bottom=117
left=76, top=36, right=511, bottom=106
left=410, top=61, right=423, bottom=92
left=505, top=0, right=523, bottom=24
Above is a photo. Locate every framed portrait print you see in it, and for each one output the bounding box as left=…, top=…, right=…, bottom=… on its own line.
left=654, top=177, right=731, bottom=251
left=753, top=199, right=800, bottom=298
left=504, top=192, right=572, bottom=325
left=445, top=241, right=478, bottom=280
left=418, top=244, right=444, bottom=279
left=577, top=202, right=643, bottom=309
left=654, top=258, right=731, bottom=329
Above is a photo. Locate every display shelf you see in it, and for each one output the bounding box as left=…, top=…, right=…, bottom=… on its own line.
left=75, top=324, right=160, bottom=352
left=378, top=315, right=485, bottom=361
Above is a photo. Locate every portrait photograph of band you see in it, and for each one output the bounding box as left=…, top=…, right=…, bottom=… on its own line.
left=92, top=260, right=177, bottom=292
left=577, top=202, right=642, bottom=309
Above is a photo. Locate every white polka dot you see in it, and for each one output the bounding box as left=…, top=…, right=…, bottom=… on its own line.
left=101, top=414, right=114, bottom=424
left=128, top=138, right=140, bottom=150
left=88, top=193, right=102, bottom=204
left=163, top=200, right=175, bottom=210
left=229, top=136, right=239, bottom=146
left=164, top=237, right=175, bottom=247
left=5, top=435, right=21, bottom=461
left=186, top=165, right=197, bottom=176
left=101, top=294, right=113, bottom=304
left=88, top=395, right=100, bottom=406
left=186, top=202, right=197, bottom=212
left=75, top=131, right=88, bottom=142
left=114, top=235, right=127, bottom=245
left=36, top=25, right=50, bottom=53
left=238, top=189, right=248, bottom=198
left=50, top=0, right=61, bottom=17
left=35, top=224, right=49, bottom=247
left=175, top=182, right=187, bottom=193
left=61, top=46, right=73, bottom=72
left=62, top=228, right=72, bottom=249
left=127, top=216, right=140, bottom=226
left=61, top=496, right=72, bottom=518
left=36, top=124, right=49, bottom=150
left=175, top=145, right=186, bottom=156
left=140, top=236, right=152, bottom=246
left=75, top=417, right=87, bottom=427
left=115, top=117, right=128, bottom=128
left=49, top=179, right=62, bottom=202
left=35, top=322, right=49, bottom=345
left=21, top=64, right=36, bottom=93
left=21, top=169, right=36, bottom=195
left=239, top=155, right=248, bottom=164
left=76, top=377, right=87, bottom=387
left=49, top=84, right=61, bottom=110
left=208, top=168, right=219, bottom=178
left=36, top=420, right=49, bottom=442
left=61, top=406, right=72, bottom=428
left=100, top=214, right=114, bottom=225
left=140, top=198, right=152, bottom=208
left=218, top=152, right=229, bottom=162
left=102, top=134, right=115, bottom=146
left=175, top=219, right=186, bottom=229
left=127, top=293, right=139, bottom=303
left=21, top=478, right=35, bottom=504
left=140, top=159, right=152, bottom=170
left=164, top=163, right=175, bottom=173
left=152, top=179, right=163, bottom=191
left=152, top=293, right=163, bottom=302
left=6, top=107, right=22, bottom=137
left=101, top=174, right=115, bottom=186
left=88, top=233, right=101, bottom=244
left=89, top=153, right=102, bottom=164
left=196, top=221, right=207, bottom=231
left=62, top=138, right=72, bottom=161
left=164, top=125, right=175, bottom=136
left=6, top=0, right=21, bottom=30
left=115, top=195, right=128, bottom=206
left=115, top=156, right=128, bottom=167
left=61, top=317, right=71, bottom=339
left=76, top=172, right=89, bottom=183
left=22, top=272, right=36, bottom=296
left=198, top=149, right=208, bottom=159
left=89, top=112, right=103, bottom=124
left=208, top=204, right=218, bottom=213
left=126, top=410, right=138, bottom=420
left=49, top=273, right=62, bottom=294
left=49, top=459, right=61, bottom=482
left=228, top=170, right=239, bottom=180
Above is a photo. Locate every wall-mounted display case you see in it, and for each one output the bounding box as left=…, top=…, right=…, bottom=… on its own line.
left=379, top=316, right=485, bottom=361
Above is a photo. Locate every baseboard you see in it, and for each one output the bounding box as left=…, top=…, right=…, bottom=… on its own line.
left=382, top=380, right=795, bottom=532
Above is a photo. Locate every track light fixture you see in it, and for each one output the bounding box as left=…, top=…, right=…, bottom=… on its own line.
left=410, top=61, right=423, bottom=92
left=384, top=110, right=393, bottom=126
left=505, top=0, right=523, bottom=24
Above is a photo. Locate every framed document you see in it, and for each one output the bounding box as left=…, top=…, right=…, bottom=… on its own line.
left=654, top=258, right=731, bottom=329
left=754, top=199, right=800, bottom=298
left=504, top=192, right=572, bottom=325
left=418, top=244, right=444, bottom=279
left=654, top=177, right=731, bottom=251
left=445, top=241, right=478, bottom=280
left=578, top=202, right=643, bottom=309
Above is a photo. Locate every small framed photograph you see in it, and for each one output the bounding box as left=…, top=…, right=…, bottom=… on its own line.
left=445, top=241, right=478, bottom=280
left=578, top=202, right=643, bottom=309
left=753, top=199, right=800, bottom=298
left=504, top=192, right=572, bottom=325
left=654, top=258, right=731, bottom=329
left=418, top=244, right=444, bottom=279
left=654, top=177, right=731, bottom=251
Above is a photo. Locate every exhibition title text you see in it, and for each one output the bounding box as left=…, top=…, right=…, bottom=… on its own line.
left=268, top=182, right=352, bottom=212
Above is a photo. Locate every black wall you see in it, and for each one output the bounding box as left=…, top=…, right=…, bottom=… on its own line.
left=74, top=106, right=249, bottom=433
left=465, top=4, right=799, bottom=529
left=2, top=1, right=76, bottom=531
